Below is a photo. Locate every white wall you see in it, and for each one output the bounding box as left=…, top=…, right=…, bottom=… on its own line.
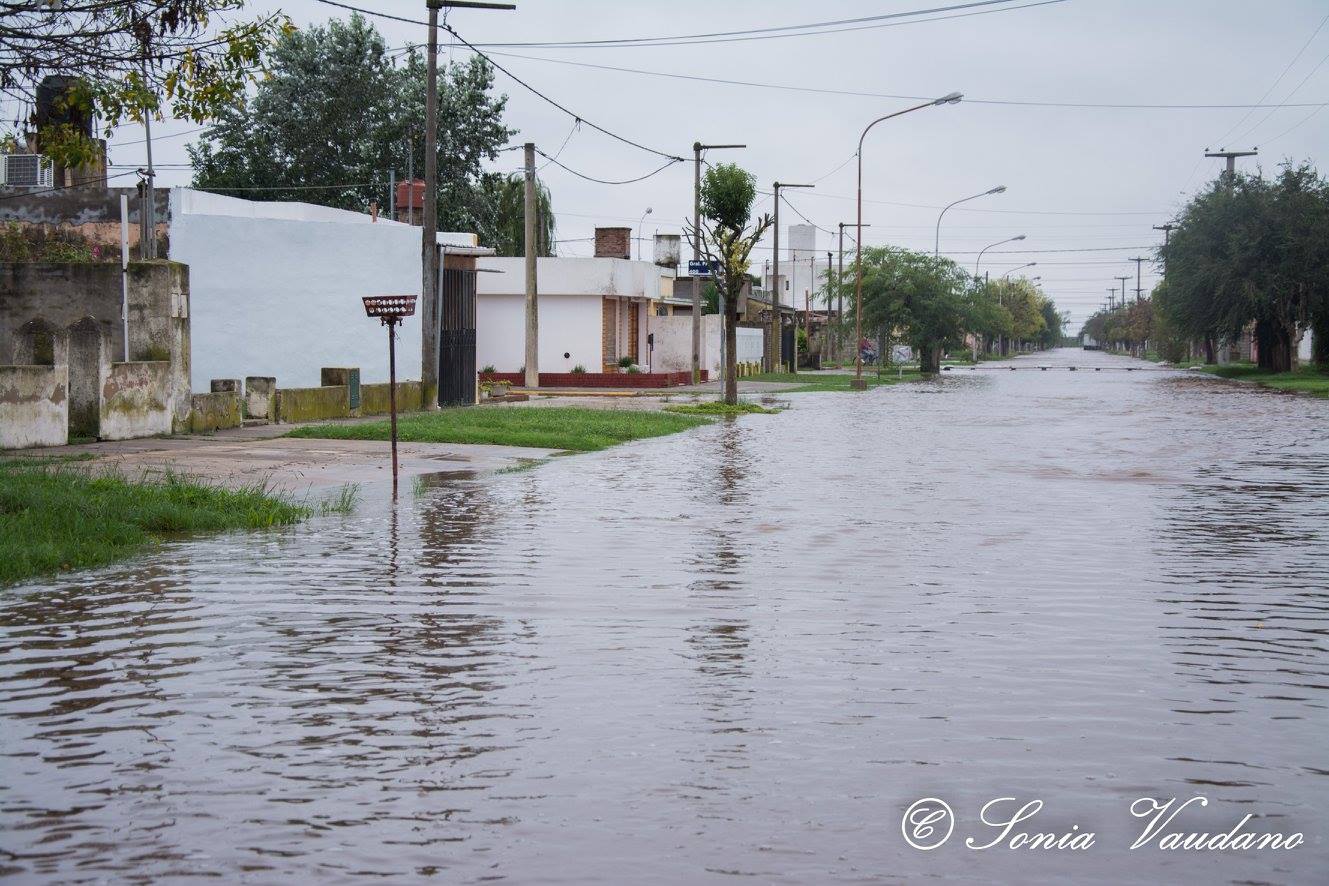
left=736, top=326, right=764, bottom=364
left=169, top=188, right=483, bottom=391
left=477, top=293, right=603, bottom=373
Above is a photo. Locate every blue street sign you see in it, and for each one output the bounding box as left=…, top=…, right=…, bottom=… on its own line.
left=688, top=259, right=715, bottom=277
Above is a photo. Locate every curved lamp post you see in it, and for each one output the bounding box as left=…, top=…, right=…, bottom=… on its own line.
left=853, top=91, right=963, bottom=389
left=635, top=207, right=652, bottom=260
left=935, top=185, right=1005, bottom=257
left=974, top=234, right=1026, bottom=277
left=1003, top=261, right=1037, bottom=280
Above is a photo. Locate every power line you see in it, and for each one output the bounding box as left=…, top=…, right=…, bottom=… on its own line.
left=324, top=0, right=1060, bottom=49
left=0, top=170, right=140, bottom=200
left=477, top=49, right=1329, bottom=110
left=1211, top=11, right=1329, bottom=147
left=440, top=22, right=683, bottom=161
left=310, top=0, right=684, bottom=161
left=534, top=148, right=683, bottom=185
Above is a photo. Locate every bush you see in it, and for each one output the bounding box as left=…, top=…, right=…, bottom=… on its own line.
left=626, top=365, right=642, bottom=374
left=480, top=364, right=496, bottom=374
left=617, top=355, right=634, bottom=368
left=571, top=364, right=587, bottom=374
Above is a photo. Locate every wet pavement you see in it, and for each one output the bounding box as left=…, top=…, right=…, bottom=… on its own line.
left=1, top=348, right=1326, bottom=884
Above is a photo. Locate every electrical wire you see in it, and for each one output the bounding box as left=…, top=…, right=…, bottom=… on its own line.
left=441, top=22, right=684, bottom=161
left=1211, top=11, right=1329, bottom=147
left=315, top=0, right=1056, bottom=49
left=478, top=49, right=1329, bottom=110
left=0, top=169, right=140, bottom=200
left=534, top=148, right=683, bottom=185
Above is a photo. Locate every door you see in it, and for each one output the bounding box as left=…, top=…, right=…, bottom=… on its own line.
left=628, top=301, right=640, bottom=363
left=439, top=266, right=477, bottom=406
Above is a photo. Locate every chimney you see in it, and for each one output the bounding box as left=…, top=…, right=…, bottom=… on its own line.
left=395, top=180, right=426, bottom=225
left=653, top=233, right=681, bottom=269
left=594, top=226, right=631, bottom=259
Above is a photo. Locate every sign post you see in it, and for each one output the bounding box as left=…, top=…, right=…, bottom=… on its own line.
left=362, top=295, right=417, bottom=495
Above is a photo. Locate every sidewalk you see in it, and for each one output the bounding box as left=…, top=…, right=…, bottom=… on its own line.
left=20, top=420, right=557, bottom=495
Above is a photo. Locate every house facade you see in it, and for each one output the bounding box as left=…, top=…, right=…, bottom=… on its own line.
left=475, top=227, right=676, bottom=374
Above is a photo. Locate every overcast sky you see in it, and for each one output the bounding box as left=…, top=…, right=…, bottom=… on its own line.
left=91, top=0, right=1329, bottom=328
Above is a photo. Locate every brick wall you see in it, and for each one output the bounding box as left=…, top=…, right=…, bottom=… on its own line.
left=594, top=227, right=631, bottom=259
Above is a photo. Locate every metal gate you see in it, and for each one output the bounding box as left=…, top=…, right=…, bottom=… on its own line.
left=438, top=265, right=476, bottom=407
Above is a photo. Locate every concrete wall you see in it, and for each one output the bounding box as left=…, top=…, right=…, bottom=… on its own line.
left=276, top=385, right=349, bottom=423
left=100, top=361, right=173, bottom=441
left=189, top=391, right=242, bottom=434
left=168, top=188, right=482, bottom=391
left=0, top=187, right=168, bottom=253
left=0, top=364, right=68, bottom=448
left=647, top=316, right=763, bottom=374
left=476, top=292, right=604, bottom=374
left=0, top=261, right=191, bottom=428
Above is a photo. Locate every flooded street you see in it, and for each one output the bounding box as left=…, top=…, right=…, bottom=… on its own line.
left=2, top=348, right=1326, bottom=884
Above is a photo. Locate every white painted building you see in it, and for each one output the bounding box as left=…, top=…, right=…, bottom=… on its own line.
left=167, top=188, right=488, bottom=389
left=475, top=254, right=671, bottom=373
left=759, top=224, right=831, bottom=313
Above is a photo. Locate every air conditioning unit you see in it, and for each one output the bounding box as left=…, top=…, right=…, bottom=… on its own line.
left=0, top=154, right=55, bottom=188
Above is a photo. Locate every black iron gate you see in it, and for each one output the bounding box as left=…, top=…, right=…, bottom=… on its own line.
left=438, top=265, right=477, bottom=407
left=781, top=325, right=795, bottom=373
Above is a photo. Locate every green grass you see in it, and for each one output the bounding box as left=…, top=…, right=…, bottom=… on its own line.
left=1198, top=363, right=1329, bottom=398
left=0, top=459, right=317, bottom=586
left=287, top=405, right=711, bottom=452
left=663, top=401, right=781, bottom=416
left=749, top=369, right=923, bottom=393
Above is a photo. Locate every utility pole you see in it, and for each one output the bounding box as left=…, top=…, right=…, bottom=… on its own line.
left=1205, top=148, right=1257, bottom=177
left=1130, top=256, right=1147, bottom=301
left=421, top=0, right=515, bottom=408
left=826, top=250, right=833, bottom=364
left=406, top=138, right=414, bottom=225
left=769, top=182, right=814, bottom=373
left=692, top=142, right=744, bottom=384
left=524, top=143, right=539, bottom=388
left=421, top=2, right=441, bottom=408
left=836, top=222, right=869, bottom=364
left=1116, top=276, right=1131, bottom=308
left=1152, top=223, right=1174, bottom=250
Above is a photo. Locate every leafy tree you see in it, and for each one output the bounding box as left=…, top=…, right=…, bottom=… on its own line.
left=189, top=14, right=520, bottom=241
left=479, top=171, right=555, bottom=257
left=2, top=1, right=288, bottom=168
left=690, top=162, right=772, bottom=404
left=855, top=248, right=971, bottom=372
left=1160, top=162, right=1329, bottom=372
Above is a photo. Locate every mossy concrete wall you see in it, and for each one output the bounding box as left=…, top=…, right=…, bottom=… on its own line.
left=275, top=385, right=348, bottom=423
left=0, top=364, right=68, bottom=448
left=190, top=391, right=242, bottom=433
left=100, top=361, right=172, bottom=441
left=360, top=381, right=423, bottom=416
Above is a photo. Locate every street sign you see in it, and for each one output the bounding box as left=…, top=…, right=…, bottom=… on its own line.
left=687, top=259, right=714, bottom=277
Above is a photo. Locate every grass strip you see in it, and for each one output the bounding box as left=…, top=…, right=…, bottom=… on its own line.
left=0, top=459, right=319, bottom=586
left=287, top=405, right=710, bottom=452
left=749, top=370, right=923, bottom=393
left=663, top=401, right=780, bottom=416
left=1198, top=363, right=1329, bottom=398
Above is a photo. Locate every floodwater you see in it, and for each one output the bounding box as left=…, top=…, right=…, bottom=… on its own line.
left=2, top=348, right=1326, bottom=884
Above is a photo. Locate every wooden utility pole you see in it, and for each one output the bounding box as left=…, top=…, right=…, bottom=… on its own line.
left=421, top=0, right=515, bottom=408
left=1130, top=256, right=1147, bottom=301
left=421, top=3, right=441, bottom=409
left=524, top=142, right=539, bottom=388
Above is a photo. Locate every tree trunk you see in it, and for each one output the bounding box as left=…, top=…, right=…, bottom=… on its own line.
left=1203, top=335, right=1216, bottom=365
left=1313, top=313, right=1329, bottom=370
left=722, top=298, right=739, bottom=405
left=918, top=341, right=941, bottom=374
left=1254, top=319, right=1294, bottom=373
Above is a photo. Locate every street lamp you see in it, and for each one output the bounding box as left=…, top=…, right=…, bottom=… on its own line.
left=1003, top=261, right=1037, bottom=280
left=975, top=234, right=1026, bottom=277
left=935, top=185, right=1005, bottom=256
left=853, top=91, right=963, bottom=389
left=835, top=222, right=870, bottom=363
left=636, top=207, right=653, bottom=260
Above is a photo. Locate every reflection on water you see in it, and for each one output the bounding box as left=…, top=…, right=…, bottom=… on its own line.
left=2, top=349, right=1326, bottom=884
